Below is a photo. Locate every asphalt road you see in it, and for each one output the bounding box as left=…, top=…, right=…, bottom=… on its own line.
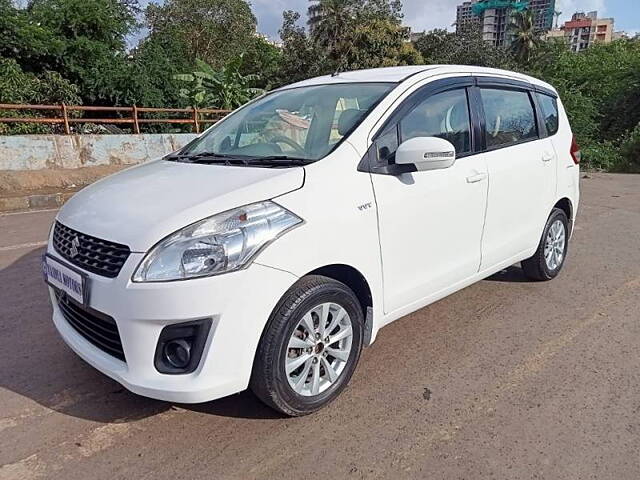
left=1, top=173, right=639, bottom=480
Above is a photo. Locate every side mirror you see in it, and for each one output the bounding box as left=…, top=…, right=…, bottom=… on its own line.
left=395, top=137, right=456, bottom=171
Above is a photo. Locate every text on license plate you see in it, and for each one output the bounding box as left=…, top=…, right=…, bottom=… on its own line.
left=43, top=256, right=85, bottom=304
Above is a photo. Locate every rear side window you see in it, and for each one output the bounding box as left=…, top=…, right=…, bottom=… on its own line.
left=399, top=89, right=471, bottom=154
left=537, top=93, right=559, bottom=136
left=480, top=88, right=537, bottom=148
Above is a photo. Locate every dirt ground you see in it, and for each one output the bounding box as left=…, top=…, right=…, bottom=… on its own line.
left=0, top=173, right=639, bottom=480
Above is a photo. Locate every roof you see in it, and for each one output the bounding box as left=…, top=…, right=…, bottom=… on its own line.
left=278, top=65, right=556, bottom=94
left=280, top=66, right=438, bottom=88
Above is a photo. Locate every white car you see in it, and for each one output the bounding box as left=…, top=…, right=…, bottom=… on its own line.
left=44, top=65, right=580, bottom=416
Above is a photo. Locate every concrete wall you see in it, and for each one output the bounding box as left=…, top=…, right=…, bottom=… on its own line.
left=0, top=134, right=197, bottom=171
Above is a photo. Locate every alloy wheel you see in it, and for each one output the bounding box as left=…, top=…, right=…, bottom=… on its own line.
left=285, top=302, right=353, bottom=396
left=544, top=219, right=566, bottom=271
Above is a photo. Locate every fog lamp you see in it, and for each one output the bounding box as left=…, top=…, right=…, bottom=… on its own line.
left=154, top=319, right=212, bottom=374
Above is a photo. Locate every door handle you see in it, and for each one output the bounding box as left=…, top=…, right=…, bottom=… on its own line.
left=466, top=172, right=488, bottom=184
left=542, top=151, right=554, bottom=162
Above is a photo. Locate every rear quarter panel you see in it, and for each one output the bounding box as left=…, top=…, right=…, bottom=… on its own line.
left=553, top=97, right=580, bottom=225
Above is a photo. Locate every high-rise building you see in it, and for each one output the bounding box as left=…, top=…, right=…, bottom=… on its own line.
left=455, top=0, right=556, bottom=47
left=546, top=11, right=615, bottom=52
left=529, top=0, right=555, bottom=31
left=456, top=1, right=482, bottom=31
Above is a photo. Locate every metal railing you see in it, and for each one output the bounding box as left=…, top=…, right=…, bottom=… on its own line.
left=0, top=104, right=232, bottom=134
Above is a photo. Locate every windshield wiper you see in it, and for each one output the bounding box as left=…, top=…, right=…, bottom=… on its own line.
left=167, top=152, right=252, bottom=165
left=166, top=152, right=312, bottom=167
left=246, top=156, right=313, bottom=166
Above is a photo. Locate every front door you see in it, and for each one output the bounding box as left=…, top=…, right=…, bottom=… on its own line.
left=370, top=86, right=489, bottom=314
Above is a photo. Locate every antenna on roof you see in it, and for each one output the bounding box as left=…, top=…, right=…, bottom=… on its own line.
left=332, top=42, right=355, bottom=77
left=332, top=56, right=347, bottom=76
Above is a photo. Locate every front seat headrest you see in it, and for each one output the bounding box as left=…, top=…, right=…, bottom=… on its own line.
left=338, top=109, right=364, bottom=136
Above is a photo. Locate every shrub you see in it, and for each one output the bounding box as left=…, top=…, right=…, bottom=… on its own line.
left=0, top=57, right=81, bottom=134
left=581, top=140, right=625, bottom=172
left=620, top=123, right=640, bottom=173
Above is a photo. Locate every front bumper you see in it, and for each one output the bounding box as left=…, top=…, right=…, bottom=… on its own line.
left=48, top=245, right=298, bottom=403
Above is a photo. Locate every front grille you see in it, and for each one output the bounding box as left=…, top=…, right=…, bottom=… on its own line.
left=53, top=222, right=131, bottom=278
left=56, top=291, right=126, bottom=362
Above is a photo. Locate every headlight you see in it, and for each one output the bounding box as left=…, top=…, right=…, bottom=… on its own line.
left=133, top=201, right=302, bottom=282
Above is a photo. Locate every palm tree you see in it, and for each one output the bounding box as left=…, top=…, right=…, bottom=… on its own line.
left=307, top=0, right=358, bottom=58
left=509, top=10, right=542, bottom=64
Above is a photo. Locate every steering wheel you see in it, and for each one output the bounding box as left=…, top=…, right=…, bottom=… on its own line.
left=269, top=136, right=305, bottom=155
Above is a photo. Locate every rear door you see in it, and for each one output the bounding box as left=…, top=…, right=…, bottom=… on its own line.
left=471, top=80, right=557, bottom=270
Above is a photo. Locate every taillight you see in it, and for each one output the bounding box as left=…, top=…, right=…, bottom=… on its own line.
left=570, top=137, right=581, bottom=165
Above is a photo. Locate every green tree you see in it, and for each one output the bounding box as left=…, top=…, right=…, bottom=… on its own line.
left=239, top=35, right=283, bottom=90
left=0, top=57, right=81, bottom=134
left=0, top=0, right=65, bottom=71
left=307, top=0, right=407, bottom=66
left=621, top=123, right=640, bottom=173
left=277, top=10, right=329, bottom=85
left=0, top=0, right=198, bottom=108
left=4, top=0, right=140, bottom=105
left=278, top=0, right=417, bottom=82
left=0, top=57, right=80, bottom=105
left=509, top=10, right=542, bottom=64
left=413, top=26, right=515, bottom=68
left=307, top=0, right=359, bottom=60
left=174, top=57, right=263, bottom=109
left=340, top=17, right=422, bottom=69
left=28, top=0, right=138, bottom=51
left=146, top=0, right=257, bottom=70
left=125, top=34, right=193, bottom=107
left=528, top=37, right=640, bottom=170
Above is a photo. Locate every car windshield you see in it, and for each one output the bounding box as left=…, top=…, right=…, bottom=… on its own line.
left=176, top=82, right=395, bottom=164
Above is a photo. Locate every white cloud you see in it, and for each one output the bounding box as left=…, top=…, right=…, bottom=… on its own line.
left=401, top=0, right=460, bottom=33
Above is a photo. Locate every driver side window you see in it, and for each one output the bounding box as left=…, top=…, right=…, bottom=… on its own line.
left=375, top=88, right=472, bottom=163
left=399, top=89, right=471, bottom=154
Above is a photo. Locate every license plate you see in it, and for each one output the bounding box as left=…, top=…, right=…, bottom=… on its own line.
left=43, top=254, right=88, bottom=305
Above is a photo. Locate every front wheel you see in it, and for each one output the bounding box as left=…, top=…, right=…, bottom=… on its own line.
left=250, top=275, right=364, bottom=416
left=522, top=208, right=569, bottom=281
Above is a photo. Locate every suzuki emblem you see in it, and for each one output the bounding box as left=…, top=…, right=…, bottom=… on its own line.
left=69, top=236, right=80, bottom=258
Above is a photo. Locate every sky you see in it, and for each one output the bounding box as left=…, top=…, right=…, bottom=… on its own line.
left=13, top=0, right=640, bottom=40
left=248, top=0, right=640, bottom=40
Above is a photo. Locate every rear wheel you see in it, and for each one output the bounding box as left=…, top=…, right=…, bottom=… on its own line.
left=250, top=275, right=364, bottom=416
left=522, top=208, right=569, bottom=281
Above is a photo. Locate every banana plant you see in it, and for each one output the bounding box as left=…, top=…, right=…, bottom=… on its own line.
left=174, top=55, right=264, bottom=109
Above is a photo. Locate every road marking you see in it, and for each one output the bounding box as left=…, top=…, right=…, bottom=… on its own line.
left=0, top=241, right=48, bottom=252
left=0, top=208, right=58, bottom=217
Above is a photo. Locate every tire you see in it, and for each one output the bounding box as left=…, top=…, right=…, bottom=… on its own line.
left=522, top=208, right=569, bottom=281
left=250, top=275, right=364, bottom=416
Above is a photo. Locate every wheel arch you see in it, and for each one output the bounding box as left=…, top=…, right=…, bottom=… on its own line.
left=554, top=197, right=573, bottom=221
left=553, top=197, right=573, bottom=235
left=306, top=264, right=373, bottom=316
left=305, top=264, right=374, bottom=346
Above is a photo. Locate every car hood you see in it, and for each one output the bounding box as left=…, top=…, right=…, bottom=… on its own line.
left=57, top=160, right=305, bottom=252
